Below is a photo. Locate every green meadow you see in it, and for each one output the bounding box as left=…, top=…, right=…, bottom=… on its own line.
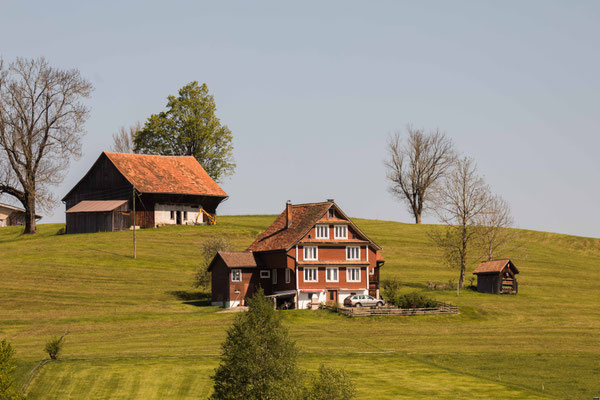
left=0, top=216, right=599, bottom=399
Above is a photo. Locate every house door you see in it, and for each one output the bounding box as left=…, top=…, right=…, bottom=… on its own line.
left=327, top=289, right=338, bottom=304
left=176, top=211, right=182, bottom=225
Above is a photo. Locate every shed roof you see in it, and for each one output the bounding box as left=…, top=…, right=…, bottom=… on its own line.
left=473, top=259, right=519, bottom=275
left=208, top=251, right=262, bottom=270
left=66, top=200, right=128, bottom=213
left=104, top=152, right=228, bottom=196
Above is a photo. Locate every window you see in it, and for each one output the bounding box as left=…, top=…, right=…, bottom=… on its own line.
left=231, top=269, right=241, bottom=282
left=315, top=225, right=329, bottom=239
left=346, top=246, right=360, bottom=260
left=285, top=268, right=291, bottom=284
left=170, top=210, right=175, bottom=220
left=304, top=267, right=318, bottom=282
left=303, top=246, right=318, bottom=261
left=370, top=267, right=375, bottom=275
left=328, top=209, right=334, bottom=218
left=183, top=211, right=188, bottom=220
left=326, top=267, right=338, bottom=282
left=260, top=270, right=271, bottom=279
left=347, top=267, right=361, bottom=282
left=272, top=269, right=277, bottom=284
left=334, top=225, right=348, bottom=239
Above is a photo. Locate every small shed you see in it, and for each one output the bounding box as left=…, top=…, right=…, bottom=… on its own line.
left=65, top=200, right=129, bottom=234
left=473, top=259, right=519, bottom=294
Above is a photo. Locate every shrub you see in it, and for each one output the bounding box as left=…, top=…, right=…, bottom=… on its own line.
left=0, top=338, right=23, bottom=400
left=302, top=364, right=356, bottom=400
left=381, top=278, right=401, bottom=302
left=45, top=332, right=68, bottom=360
left=388, top=291, right=438, bottom=309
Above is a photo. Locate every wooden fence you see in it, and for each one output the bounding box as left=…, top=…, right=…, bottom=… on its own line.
left=325, top=302, right=458, bottom=317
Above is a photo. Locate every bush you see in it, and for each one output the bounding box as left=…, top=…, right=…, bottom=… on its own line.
left=302, top=364, right=356, bottom=400
left=381, top=278, right=401, bottom=302
left=0, top=338, right=23, bottom=400
left=45, top=332, right=68, bottom=360
left=388, top=291, right=438, bottom=309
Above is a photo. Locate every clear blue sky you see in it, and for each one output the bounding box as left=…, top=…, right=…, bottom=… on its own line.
left=2, top=1, right=599, bottom=238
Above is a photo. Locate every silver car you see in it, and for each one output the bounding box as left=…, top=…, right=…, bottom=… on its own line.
left=344, top=294, right=384, bottom=308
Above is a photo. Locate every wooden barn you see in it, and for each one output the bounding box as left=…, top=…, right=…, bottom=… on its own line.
left=62, top=152, right=228, bottom=234
left=473, top=259, right=519, bottom=294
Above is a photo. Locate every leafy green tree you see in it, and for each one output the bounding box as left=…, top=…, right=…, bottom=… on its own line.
left=0, top=339, right=23, bottom=400
left=303, top=364, right=356, bottom=400
left=211, top=288, right=301, bottom=400
left=134, top=82, right=235, bottom=182
left=194, top=236, right=229, bottom=289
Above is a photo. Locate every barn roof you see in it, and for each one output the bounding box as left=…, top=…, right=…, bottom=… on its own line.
left=104, top=152, right=228, bottom=197
left=473, top=259, right=519, bottom=275
left=207, top=251, right=262, bottom=271
left=66, top=200, right=128, bottom=213
left=246, top=201, right=381, bottom=252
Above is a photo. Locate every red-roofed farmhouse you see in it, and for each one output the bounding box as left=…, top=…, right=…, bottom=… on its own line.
left=62, top=152, right=228, bottom=234
left=208, top=200, right=385, bottom=309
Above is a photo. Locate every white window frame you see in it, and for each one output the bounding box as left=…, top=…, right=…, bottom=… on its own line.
left=260, top=270, right=271, bottom=279
left=231, top=269, right=242, bottom=282
left=285, top=268, right=291, bottom=284
left=304, top=267, right=318, bottom=282
left=272, top=269, right=277, bottom=284
left=334, top=225, right=348, bottom=239
left=303, top=246, right=318, bottom=261
left=326, top=267, right=339, bottom=282
left=346, top=246, right=360, bottom=260
left=347, top=267, right=361, bottom=282
left=315, top=224, right=329, bottom=239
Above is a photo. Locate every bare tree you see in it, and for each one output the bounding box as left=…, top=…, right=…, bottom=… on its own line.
left=476, top=194, right=518, bottom=261
left=385, top=126, right=455, bottom=224
left=0, top=57, right=92, bottom=234
left=430, top=157, right=491, bottom=293
left=111, top=122, right=141, bottom=153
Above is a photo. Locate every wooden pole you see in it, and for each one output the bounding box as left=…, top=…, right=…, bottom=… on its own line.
left=133, top=186, right=136, bottom=259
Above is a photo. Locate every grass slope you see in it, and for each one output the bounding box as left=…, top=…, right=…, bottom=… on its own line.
left=0, top=217, right=599, bottom=399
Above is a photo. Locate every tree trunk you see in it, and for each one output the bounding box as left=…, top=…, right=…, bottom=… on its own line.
left=24, top=192, right=36, bottom=234
left=415, top=213, right=422, bottom=224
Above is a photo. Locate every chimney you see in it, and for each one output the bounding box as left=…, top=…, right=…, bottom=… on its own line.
left=327, top=198, right=334, bottom=203
left=286, top=200, right=292, bottom=228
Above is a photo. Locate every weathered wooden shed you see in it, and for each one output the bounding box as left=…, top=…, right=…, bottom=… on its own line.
left=65, top=200, right=130, bottom=234
left=473, top=259, right=519, bottom=294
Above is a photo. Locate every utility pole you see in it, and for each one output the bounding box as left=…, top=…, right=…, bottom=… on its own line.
left=133, top=185, right=136, bottom=259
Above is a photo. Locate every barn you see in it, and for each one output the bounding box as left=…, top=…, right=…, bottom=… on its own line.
left=62, top=152, right=228, bottom=234
left=473, top=259, right=519, bottom=294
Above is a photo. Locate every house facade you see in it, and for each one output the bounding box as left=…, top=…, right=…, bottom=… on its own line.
left=0, top=203, right=41, bottom=227
left=209, top=200, right=384, bottom=309
left=62, top=152, right=228, bottom=234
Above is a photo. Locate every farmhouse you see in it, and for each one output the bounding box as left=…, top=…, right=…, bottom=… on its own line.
left=473, top=259, right=519, bottom=294
left=62, top=152, right=228, bottom=234
left=0, top=202, right=41, bottom=227
left=209, top=199, right=385, bottom=309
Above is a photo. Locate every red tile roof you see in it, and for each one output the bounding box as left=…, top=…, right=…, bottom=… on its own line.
left=246, top=202, right=332, bottom=252
left=66, top=200, right=128, bottom=213
left=104, top=152, right=228, bottom=197
left=473, top=259, right=519, bottom=275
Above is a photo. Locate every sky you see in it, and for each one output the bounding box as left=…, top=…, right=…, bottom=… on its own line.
left=1, top=1, right=599, bottom=238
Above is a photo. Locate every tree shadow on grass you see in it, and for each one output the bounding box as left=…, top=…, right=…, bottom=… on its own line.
left=167, top=290, right=211, bottom=307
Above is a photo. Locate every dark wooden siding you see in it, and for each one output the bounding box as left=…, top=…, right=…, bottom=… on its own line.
left=476, top=274, right=500, bottom=294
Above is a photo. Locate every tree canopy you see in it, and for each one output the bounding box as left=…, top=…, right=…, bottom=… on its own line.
left=210, top=288, right=301, bottom=400
left=134, top=82, right=235, bottom=183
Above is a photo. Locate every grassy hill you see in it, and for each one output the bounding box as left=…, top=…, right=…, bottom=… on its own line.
left=1, top=217, right=599, bottom=399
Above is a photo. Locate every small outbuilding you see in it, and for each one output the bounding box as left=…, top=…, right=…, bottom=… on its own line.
left=0, top=202, right=42, bottom=227
left=473, top=259, right=519, bottom=294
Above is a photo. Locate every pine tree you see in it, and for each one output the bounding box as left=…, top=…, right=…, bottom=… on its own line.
left=0, top=339, right=23, bottom=400
left=210, top=288, right=301, bottom=400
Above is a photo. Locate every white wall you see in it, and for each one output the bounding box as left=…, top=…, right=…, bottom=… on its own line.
left=154, top=203, right=203, bottom=226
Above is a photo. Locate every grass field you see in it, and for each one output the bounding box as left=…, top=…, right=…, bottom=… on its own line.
left=1, top=216, right=599, bottom=399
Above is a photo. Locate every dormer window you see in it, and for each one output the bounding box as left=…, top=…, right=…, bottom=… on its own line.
left=315, top=225, right=329, bottom=239
left=334, top=225, right=348, bottom=239
left=328, top=209, right=334, bottom=218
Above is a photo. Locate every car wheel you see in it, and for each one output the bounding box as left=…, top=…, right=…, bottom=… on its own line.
left=377, top=302, right=383, bottom=307
left=355, top=303, right=362, bottom=308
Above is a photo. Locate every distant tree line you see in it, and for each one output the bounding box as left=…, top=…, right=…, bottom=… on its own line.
left=385, top=126, right=518, bottom=293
